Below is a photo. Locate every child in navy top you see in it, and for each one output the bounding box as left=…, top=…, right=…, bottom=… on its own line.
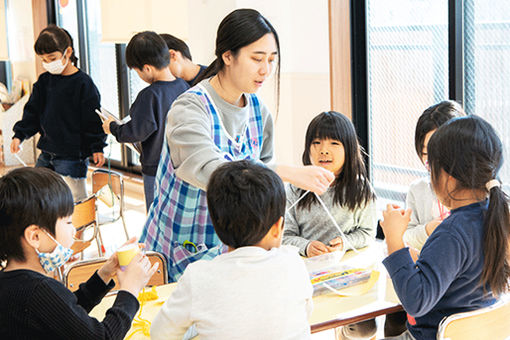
left=102, top=31, right=188, bottom=211
left=11, top=25, right=106, bottom=201
left=380, top=115, right=508, bottom=340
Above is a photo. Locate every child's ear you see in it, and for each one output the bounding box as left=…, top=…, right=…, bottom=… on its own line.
left=169, top=49, right=177, bottom=60
left=23, top=225, right=43, bottom=249
left=271, top=216, right=284, bottom=238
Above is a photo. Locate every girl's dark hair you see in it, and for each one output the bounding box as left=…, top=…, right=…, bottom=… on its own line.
left=0, top=167, right=74, bottom=267
left=126, top=31, right=170, bottom=70
left=195, top=9, right=280, bottom=108
left=34, top=24, right=78, bottom=66
left=415, top=100, right=465, bottom=161
left=207, top=160, right=285, bottom=248
left=298, top=111, right=375, bottom=211
left=160, top=33, right=192, bottom=60
left=428, top=115, right=510, bottom=296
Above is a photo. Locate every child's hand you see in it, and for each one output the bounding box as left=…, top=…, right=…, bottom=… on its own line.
left=97, top=237, right=140, bottom=284
left=93, top=152, right=105, bottom=167
left=102, top=116, right=116, bottom=134
left=10, top=138, right=21, bottom=154
left=328, top=237, right=344, bottom=252
left=296, top=166, right=335, bottom=195
left=306, top=240, right=330, bottom=257
left=425, top=218, right=442, bottom=236
left=381, top=204, right=412, bottom=254
left=409, top=247, right=420, bottom=262
left=117, top=252, right=159, bottom=297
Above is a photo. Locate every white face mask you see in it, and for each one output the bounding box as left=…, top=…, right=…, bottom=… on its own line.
left=42, top=54, right=69, bottom=75
left=36, top=230, right=73, bottom=273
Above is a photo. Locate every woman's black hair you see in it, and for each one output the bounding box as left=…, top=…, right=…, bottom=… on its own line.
left=125, top=31, right=170, bottom=70
left=298, top=111, right=375, bottom=211
left=34, top=24, right=78, bottom=66
left=428, top=115, right=510, bottom=296
left=0, top=167, right=74, bottom=267
left=195, top=8, right=280, bottom=109
left=415, top=100, right=465, bottom=161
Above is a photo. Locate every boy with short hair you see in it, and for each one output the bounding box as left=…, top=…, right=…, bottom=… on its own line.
left=102, top=31, right=189, bottom=211
left=150, top=160, right=313, bottom=340
left=159, top=33, right=207, bottom=86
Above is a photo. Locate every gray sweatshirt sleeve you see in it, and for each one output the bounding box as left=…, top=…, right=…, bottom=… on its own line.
left=404, top=181, right=430, bottom=250
left=167, top=92, right=275, bottom=191
left=282, top=186, right=310, bottom=256
left=342, top=199, right=377, bottom=251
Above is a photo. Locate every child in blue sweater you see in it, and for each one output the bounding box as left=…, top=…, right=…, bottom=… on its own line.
left=381, top=115, right=509, bottom=340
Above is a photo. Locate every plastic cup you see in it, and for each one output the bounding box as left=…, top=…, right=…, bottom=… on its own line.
left=117, top=244, right=140, bottom=270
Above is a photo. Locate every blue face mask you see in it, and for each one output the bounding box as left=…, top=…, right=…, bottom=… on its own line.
left=36, top=231, right=73, bottom=273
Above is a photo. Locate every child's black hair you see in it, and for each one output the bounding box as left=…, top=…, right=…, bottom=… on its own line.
left=125, top=31, right=170, bottom=70
left=415, top=100, right=465, bottom=161
left=428, top=115, right=510, bottom=296
left=159, top=33, right=192, bottom=60
left=34, top=24, right=78, bottom=65
left=0, top=167, right=74, bottom=267
left=206, top=160, right=285, bottom=248
left=298, top=111, right=375, bottom=211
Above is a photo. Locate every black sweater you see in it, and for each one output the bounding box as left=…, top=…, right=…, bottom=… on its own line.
left=0, top=269, right=139, bottom=340
left=13, top=70, right=107, bottom=158
left=110, top=79, right=189, bottom=175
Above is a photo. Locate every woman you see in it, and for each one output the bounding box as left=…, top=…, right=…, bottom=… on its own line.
left=141, top=8, right=334, bottom=282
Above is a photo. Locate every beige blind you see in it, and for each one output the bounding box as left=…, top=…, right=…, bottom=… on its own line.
left=100, top=0, right=188, bottom=43
left=0, top=1, right=8, bottom=60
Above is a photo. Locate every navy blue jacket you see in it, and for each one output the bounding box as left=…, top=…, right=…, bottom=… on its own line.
left=13, top=70, right=106, bottom=158
left=110, top=79, right=189, bottom=175
left=383, top=200, right=496, bottom=340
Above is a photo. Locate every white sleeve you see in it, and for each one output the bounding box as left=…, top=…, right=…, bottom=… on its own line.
left=150, top=270, right=193, bottom=340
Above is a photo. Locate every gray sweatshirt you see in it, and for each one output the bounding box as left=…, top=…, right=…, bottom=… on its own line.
left=404, top=176, right=444, bottom=250
left=166, top=79, right=274, bottom=190
left=283, top=184, right=377, bottom=256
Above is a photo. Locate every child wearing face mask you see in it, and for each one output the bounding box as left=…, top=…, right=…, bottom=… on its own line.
left=283, top=111, right=377, bottom=340
left=0, top=167, right=159, bottom=340
left=101, top=31, right=189, bottom=212
left=11, top=25, right=106, bottom=202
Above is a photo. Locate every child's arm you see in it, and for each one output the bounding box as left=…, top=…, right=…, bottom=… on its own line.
left=12, top=81, right=44, bottom=144
left=341, top=199, right=377, bottom=250
left=151, top=270, right=194, bottom=340
left=80, top=83, right=106, bottom=163
left=107, top=91, right=157, bottom=143
left=403, top=186, right=429, bottom=249
left=32, top=275, right=139, bottom=340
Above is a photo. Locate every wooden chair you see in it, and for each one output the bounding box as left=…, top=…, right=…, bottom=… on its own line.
left=71, top=195, right=103, bottom=257
left=437, top=296, right=510, bottom=340
left=91, top=169, right=129, bottom=242
left=63, top=251, right=168, bottom=292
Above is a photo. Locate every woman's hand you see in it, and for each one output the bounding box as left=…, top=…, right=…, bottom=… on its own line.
left=381, top=204, right=412, bottom=255
left=276, top=165, right=334, bottom=195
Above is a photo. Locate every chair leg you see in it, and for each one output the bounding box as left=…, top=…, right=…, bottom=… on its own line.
left=96, top=227, right=104, bottom=257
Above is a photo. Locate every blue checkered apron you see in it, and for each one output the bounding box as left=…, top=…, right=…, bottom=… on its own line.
left=140, top=85, right=264, bottom=282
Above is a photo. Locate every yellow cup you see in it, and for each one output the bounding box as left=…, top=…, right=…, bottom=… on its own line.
left=117, top=244, right=140, bottom=270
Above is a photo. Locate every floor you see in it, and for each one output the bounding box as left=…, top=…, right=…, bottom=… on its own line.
left=1, top=164, right=385, bottom=340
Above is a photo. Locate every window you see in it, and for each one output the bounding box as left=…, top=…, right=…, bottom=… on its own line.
left=366, top=0, right=449, bottom=204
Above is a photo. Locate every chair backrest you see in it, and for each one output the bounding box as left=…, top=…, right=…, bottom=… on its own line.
left=92, top=169, right=123, bottom=197
left=64, top=251, right=168, bottom=292
left=437, top=297, right=510, bottom=340
left=72, top=195, right=97, bottom=230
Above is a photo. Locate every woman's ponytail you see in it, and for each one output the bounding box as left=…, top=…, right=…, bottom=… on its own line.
left=192, top=58, right=222, bottom=86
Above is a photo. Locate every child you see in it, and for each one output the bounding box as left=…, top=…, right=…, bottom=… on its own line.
left=0, top=167, right=159, bottom=340
left=159, top=33, right=207, bottom=86
left=102, top=31, right=189, bottom=211
left=283, top=111, right=377, bottom=340
left=404, top=100, right=465, bottom=250
left=150, top=160, right=313, bottom=340
left=381, top=115, right=508, bottom=340
left=11, top=25, right=106, bottom=202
